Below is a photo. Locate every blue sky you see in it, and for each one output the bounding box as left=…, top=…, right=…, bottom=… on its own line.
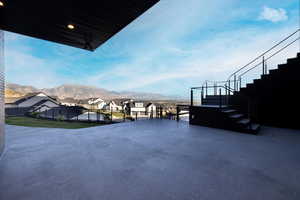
left=5, top=0, right=300, bottom=98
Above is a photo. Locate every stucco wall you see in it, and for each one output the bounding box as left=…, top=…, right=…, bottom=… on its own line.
left=0, top=30, right=4, bottom=156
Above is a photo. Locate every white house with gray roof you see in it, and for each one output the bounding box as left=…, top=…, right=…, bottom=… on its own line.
left=7, top=92, right=60, bottom=111
left=88, top=98, right=106, bottom=109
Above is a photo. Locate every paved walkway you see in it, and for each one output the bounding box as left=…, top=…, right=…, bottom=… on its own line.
left=1, top=120, right=300, bottom=200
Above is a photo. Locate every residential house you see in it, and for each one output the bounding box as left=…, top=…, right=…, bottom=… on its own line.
left=9, top=92, right=59, bottom=108
left=123, top=101, right=159, bottom=117
left=112, top=98, right=133, bottom=111
left=88, top=98, right=106, bottom=109
left=5, top=92, right=61, bottom=116
left=60, top=98, right=78, bottom=107
left=41, top=105, right=87, bottom=120
left=146, top=103, right=157, bottom=117
left=127, top=101, right=146, bottom=116
left=105, top=101, right=122, bottom=112
left=29, top=99, right=60, bottom=112
left=77, top=99, right=90, bottom=109
left=5, top=97, right=20, bottom=108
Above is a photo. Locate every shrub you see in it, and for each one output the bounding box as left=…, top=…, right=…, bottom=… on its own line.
left=30, top=112, right=40, bottom=118
left=126, top=116, right=135, bottom=121
left=103, top=114, right=111, bottom=121
left=57, top=115, right=65, bottom=121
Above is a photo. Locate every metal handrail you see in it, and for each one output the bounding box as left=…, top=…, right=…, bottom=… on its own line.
left=200, top=80, right=234, bottom=97
left=202, top=80, right=228, bottom=85
left=238, top=36, right=300, bottom=78
left=227, top=29, right=300, bottom=82
left=192, top=85, right=231, bottom=91
left=224, top=85, right=234, bottom=93
left=191, top=29, right=300, bottom=110
left=192, top=84, right=234, bottom=99
left=191, top=85, right=234, bottom=109
left=190, top=29, right=300, bottom=127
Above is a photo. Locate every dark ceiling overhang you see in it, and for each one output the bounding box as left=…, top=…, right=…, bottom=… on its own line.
left=0, top=0, right=159, bottom=51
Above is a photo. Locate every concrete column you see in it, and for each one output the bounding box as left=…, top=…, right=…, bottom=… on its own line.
left=0, top=30, right=4, bottom=157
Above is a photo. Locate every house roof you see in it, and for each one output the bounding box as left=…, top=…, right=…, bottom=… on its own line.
left=111, top=98, right=132, bottom=106
left=13, top=92, right=59, bottom=105
left=146, top=103, right=157, bottom=107
left=13, top=92, right=41, bottom=105
left=88, top=98, right=105, bottom=104
left=88, top=98, right=104, bottom=101
left=5, top=97, right=19, bottom=104
left=126, top=101, right=161, bottom=108
left=31, top=98, right=60, bottom=108
left=108, top=101, right=118, bottom=105
left=0, top=0, right=159, bottom=51
left=77, top=99, right=91, bottom=104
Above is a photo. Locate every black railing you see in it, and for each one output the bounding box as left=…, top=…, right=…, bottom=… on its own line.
left=190, top=29, right=300, bottom=127
left=191, top=84, right=252, bottom=127
left=26, top=106, right=180, bottom=122
left=191, top=29, right=300, bottom=105
left=164, top=105, right=189, bottom=121
left=6, top=105, right=190, bottom=123
left=191, top=85, right=234, bottom=108
left=227, top=29, right=300, bottom=92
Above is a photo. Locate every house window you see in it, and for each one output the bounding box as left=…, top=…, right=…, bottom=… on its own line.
left=135, top=103, right=143, bottom=108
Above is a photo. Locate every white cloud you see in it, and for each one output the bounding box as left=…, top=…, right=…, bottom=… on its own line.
left=87, top=24, right=299, bottom=94
left=259, top=6, right=288, bottom=22
left=4, top=0, right=298, bottom=97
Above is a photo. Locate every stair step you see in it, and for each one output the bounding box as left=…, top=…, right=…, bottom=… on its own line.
left=200, top=105, right=229, bottom=108
left=202, top=101, right=227, bottom=104
left=261, top=74, right=271, bottom=80
left=278, top=62, right=300, bottom=73
left=190, top=53, right=298, bottom=134
left=203, top=99, right=227, bottom=101
left=205, top=95, right=227, bottom=98
left=222, top=109, right=236, bottom=113
left=239, top=87, right=247, bottom=92
left=287, top=57, right=299, bottom=64
left=245, top=123, right=261, bottom=135
left=237, top=118, right=250, bottom=125
left=202, top=103, right=227, bottom=106
left=203, top=100, right=227, bottom=103
left=269, top=69, right=279, bottom=74
left=203, top=98, right=227, bottom=101
left=246, top=83, right=254, bottom=88
left=278, top=64, right=287, bottom=70
left=250, top=123, right=260, bottom=131
left=253, top=79, right=262, bottom=84
left=229, top=114, right=244, bottom=119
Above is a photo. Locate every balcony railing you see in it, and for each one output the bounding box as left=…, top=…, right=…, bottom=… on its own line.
left=191, top=29, right=300, bottom=106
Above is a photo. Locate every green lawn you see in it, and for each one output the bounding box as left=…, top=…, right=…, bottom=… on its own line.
left=112, top=112, right=126, bottom=118
left=99, top=111, right=130, bottom=119
left=5, top=116, right=109, bottom=129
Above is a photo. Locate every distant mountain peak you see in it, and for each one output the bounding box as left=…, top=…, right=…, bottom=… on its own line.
left=5, top=83, right=179, bottom=101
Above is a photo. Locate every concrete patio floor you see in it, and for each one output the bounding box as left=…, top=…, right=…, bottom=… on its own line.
left=1, top=119, right=300, bottom=200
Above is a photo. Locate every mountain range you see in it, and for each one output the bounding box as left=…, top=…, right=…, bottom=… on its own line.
left=5, top=83, right=181, bottom=101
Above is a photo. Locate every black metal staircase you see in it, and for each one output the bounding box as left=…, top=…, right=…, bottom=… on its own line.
left=232, top=52, right=300, bottom=128
left=190, top=29, right=300, bottom=134
left=203, top=95, right=260, bottom=134
left=190, top=85, right=260, bottom=134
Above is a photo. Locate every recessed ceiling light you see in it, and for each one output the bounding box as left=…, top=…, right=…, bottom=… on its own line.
left=0, top=1, right=4, bottom=7
left=67, top=24, right=75, bottom=30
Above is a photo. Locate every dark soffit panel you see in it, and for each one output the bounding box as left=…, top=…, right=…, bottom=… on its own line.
left=0, top=0, right=159, bottom=51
